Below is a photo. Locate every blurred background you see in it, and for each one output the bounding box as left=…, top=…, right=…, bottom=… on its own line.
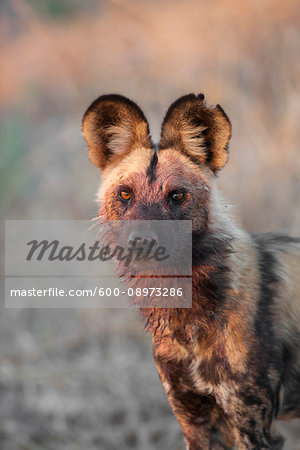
left=1, top=0, right=300, bottom=448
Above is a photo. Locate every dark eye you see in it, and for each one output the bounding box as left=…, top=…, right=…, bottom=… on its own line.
left=170, top=191, right=185, bottom=202
left=119, top=191, right=131, bottom=202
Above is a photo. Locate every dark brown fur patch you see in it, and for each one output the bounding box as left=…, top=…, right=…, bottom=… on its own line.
left=146, top=150, right=158, bottom=183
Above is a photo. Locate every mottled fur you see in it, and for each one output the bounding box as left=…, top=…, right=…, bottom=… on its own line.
left=82, top=93, right=300, bottom=449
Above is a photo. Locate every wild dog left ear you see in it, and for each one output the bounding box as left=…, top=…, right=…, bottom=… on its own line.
left=160, top=94, right=231, bottom=172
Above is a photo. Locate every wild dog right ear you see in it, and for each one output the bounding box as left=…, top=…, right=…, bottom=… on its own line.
left=82, top=94, right=152, bottom=171
left=160, top=94, right=231, bottom=172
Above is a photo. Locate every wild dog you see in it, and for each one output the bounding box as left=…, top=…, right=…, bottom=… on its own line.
left=82, top=93, right=300, bottom=449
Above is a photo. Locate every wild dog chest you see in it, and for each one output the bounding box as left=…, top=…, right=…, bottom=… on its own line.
left=153, top=334, right=235, bottom=400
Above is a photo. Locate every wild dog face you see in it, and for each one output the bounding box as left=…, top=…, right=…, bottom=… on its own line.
left=82, top=93, right=231, bottom=233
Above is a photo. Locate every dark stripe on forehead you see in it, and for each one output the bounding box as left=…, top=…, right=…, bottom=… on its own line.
left=146, top=150, right=158, bottom=183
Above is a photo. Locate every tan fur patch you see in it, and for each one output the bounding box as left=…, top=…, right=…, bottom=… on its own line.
left=104, top=123, right=133, bottom=155
left=180, top=121, right=207, bottom=162
left=98, top=147, right=154, bottom=200
left=154, top=333, right=189, bottom=362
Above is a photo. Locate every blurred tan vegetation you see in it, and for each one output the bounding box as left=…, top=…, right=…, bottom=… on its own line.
left=1, top=0, right=300, bottom=231
left=1, top=0, right=300, bottom=449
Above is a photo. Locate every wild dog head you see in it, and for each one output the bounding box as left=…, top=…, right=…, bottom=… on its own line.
left=82, top=93, right=231, bottom=230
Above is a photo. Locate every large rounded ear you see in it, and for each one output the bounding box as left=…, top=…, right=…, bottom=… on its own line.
left=160, top=94, right=231, bottom=172
left=82, top=94, right=152, bottom=171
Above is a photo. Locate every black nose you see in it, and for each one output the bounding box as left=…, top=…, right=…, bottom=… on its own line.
left=128, top=230, right=158, bottom=246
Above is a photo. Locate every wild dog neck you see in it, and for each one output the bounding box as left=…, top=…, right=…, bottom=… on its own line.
left=140, top=228, right=239, bottom=343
